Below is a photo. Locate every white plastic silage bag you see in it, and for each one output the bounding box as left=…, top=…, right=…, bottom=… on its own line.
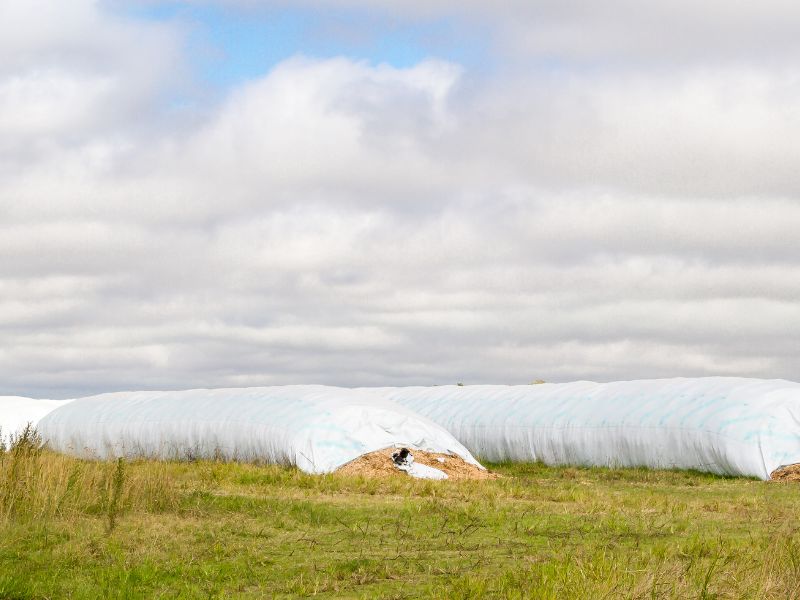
left=36, top=385, right=482, bottom=474
left=369, top=377, right=800, bottom=480
left=0, top=396, right=74, bottom=445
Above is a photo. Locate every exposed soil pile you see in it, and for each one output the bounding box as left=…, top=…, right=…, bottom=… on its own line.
left=770, top=463, right=800, bottom=482
left=336, top=447, right=498, bottom=481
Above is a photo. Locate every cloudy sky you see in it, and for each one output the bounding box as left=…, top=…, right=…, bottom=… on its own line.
left=2, top=1, right=799, bottom=398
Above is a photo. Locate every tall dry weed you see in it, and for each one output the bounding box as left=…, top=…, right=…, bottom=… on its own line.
left=0, top=425, right=179, bottom=525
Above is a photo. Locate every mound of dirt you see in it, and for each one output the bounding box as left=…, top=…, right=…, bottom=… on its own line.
left=336, top=448, right=497, bottom=481
left=770, top=464, right=800, bottom=482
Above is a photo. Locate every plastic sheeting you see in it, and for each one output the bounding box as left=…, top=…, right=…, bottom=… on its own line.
left=392, top=448, right=448, bottom=480
left=0, top=396, right=74, bottom=444
left=36, top=386, right=482, bottom=474
left=370, top=377, right=800, bottom=480
left=398, top=461, right=448, bottom=480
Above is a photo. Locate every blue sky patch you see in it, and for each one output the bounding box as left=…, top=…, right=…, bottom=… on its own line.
left=122, top=2, right=489, bottom=88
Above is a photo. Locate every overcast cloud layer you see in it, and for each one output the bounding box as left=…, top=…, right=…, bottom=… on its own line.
left=2, top=1, right=799, bottom=398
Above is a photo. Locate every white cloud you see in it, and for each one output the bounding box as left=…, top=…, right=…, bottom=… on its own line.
left=2, top=1, right=800, bottom=397
left=0, top=0, right=184, bottom=168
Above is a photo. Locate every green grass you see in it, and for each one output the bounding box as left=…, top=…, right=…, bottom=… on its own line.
left=2, top=431, right=800, bottom=598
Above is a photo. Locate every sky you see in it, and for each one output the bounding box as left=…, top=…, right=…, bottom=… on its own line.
left=2, top=1, right=799, bottom=398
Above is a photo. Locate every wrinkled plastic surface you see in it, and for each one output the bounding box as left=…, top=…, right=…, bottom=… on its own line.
left=370, top=378, right=800, bottom=480
left=393, top=450, right=448, bottom=480
left=36, top=386, right=481, bottom=474
left=398, top=461, right=448, bottom=480
left=0, top=396, right=74, bottom=444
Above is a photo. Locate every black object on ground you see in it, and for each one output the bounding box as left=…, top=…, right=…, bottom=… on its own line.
left=392, top=448, right=411, bottom=466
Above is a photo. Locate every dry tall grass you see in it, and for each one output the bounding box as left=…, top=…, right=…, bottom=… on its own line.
left=0, top=424, right=178, bottom=526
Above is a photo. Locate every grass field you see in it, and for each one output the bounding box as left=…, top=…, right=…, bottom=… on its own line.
left=2, top=430, right=800, bottom=599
